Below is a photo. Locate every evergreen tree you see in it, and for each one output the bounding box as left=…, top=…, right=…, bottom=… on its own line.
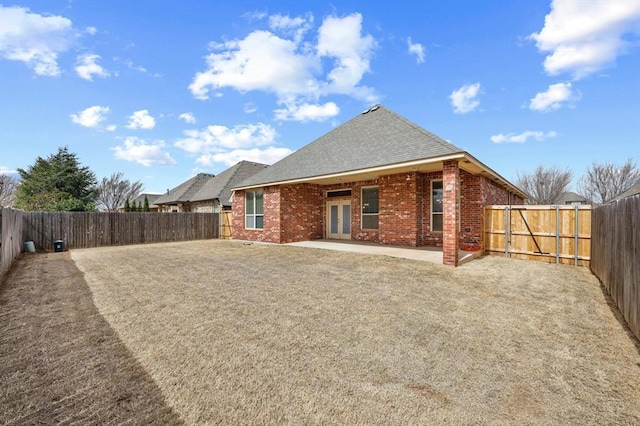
left=143, top=195, right=150, bottom=212
left=15, top=147, right=97, bottom=211
left=124, top=198, right=131, bottom=212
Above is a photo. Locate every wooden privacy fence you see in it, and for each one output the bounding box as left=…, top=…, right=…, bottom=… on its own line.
left=0, top=208, right=25, bottom=281
left=484, top=205, right=591, bottom=266
left=590, top=194, right=639, bottom=341
left=220, top=211, right=233, bottom=240
left=22, top=211, right=219, bottom=251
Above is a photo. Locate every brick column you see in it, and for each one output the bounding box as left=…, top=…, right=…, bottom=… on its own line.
left=442, top=160, right=460, bottom=266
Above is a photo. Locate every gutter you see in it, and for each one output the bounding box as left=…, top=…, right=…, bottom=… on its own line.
left=231, top=151, right=527, bottom=200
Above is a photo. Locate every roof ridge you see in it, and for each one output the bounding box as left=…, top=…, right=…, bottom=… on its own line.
left=377, top=105, right=463, bottom=152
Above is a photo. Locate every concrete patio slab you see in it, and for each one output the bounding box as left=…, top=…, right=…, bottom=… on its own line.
left=284, top=240, right=480, bottom=265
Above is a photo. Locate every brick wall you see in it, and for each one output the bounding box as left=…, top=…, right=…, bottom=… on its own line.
left=379, top=172, right=420, bottom=246
left=232, top=186, right=282, bottom=243
left=232, top=167, right=524, bottom=256
left=442, top=160, right=460, bottom=266
left=280, top=184, right=323, bottom=243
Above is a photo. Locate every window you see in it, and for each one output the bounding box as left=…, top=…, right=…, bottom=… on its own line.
left=361, top=186, right=379, bottom=230
left=245, top=190, right=264, bottom=229
left=431, top=180, right=443, bottom=232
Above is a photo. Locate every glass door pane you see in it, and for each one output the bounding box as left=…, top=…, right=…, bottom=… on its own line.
left=342, top=204, right=351, bottom=235
left=330, top=204, right=338, bottom=234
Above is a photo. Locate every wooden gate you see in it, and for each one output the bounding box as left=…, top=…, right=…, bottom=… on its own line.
left=220, top=211, right=233, bottom=239
left=484, top=205, right=591, bottom=266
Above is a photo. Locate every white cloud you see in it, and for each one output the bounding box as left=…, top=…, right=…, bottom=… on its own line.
left=70, top=105, right=111, bottom=128
left=317, top=13, right=377, bottom=99
left=112, top=137, right=176, bottom=166
left=529, top=0, right=640, bottom=79
left=529, top=82, right=579, bottom=112
left=190, top=30, right=318, bottom=100
left=274, top=101, right=339, bottom=122
left=197, top=147, right=293, bottom=167
left=0, top=166, right=19, bottom=176
left=0, top=5, right=76, bottom=76
left=85, top=26, right=97, bottom=35
left=105, top=124, right=117, bottom=132
left=268, top=13, right=313, bottom=42
left=407, top=37, right=425, bottom=63
left=189, top=12, right=377, bottom=120
left=491, top=130, right=557, bottom=144
left=449, top=83, right=481, bottom=114
left=175, top=123, right=276, bottom=153
left=125, top=59, right=147, bottom=73
left=244, top=102, right=257, bottom=113
left=127, top=109, right=156, bottom=129
left=75, top=53, right=110, bottom=81
left=121, top=59, right=160, bottom=77
left=179, top=112, right=196, bottom=124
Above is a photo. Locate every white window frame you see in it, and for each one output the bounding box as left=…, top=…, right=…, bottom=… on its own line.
left=431, top=179, right=443, bottom=232
left=245, top=189, right=264, bottom=229
left=361, top=186, right=379, bottom=230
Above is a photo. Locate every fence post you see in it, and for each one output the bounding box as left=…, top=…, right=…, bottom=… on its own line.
left=504, top=206, right=510, bottom=258
left=556, top=204, right=560, bottom=265
left=574, top=204, right=579, bottom=266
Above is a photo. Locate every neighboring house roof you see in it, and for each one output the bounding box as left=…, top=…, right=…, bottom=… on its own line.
left=553, top=191, right=590, bottom=205
left=154, top=173, right=215, bottom=205
left=191, top=161, right=269, bottom=206
left=234, top=104, right=525, bottom=198
left=126, top=193, right=161, bottom=208
left=612, top=181, right=640, bottom=201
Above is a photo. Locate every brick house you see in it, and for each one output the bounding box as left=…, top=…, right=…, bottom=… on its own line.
left=190, top=161, right=269, bottom=213
left=232, top=105, right=525, bottom=265
left=155, top=173, right=215, bottom=212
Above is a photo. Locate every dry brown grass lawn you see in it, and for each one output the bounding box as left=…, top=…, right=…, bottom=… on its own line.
left=0, top=253, right=181, bottom=425
left=70, top=240, right=640, bottom=425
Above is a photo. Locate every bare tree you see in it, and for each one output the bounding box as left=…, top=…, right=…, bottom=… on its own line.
left=516, top=165, right=573, bottom=204
left=0, top=174, right=19, bottom=207
left=577, top=158, right=640, bottom=204
left=96, top=172, right=143, bottom=212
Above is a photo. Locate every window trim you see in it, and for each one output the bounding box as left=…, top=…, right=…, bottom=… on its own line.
left=431, top=179, right=443, bottom=233
left=245, top=189, right=264, bottom=230
left=361, top=185, right=379, bottom=230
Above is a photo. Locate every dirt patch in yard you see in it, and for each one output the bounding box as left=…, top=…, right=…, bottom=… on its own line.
left=71, top=240, right=640, bottom=425
left=0, top=253, right=181, bottom=425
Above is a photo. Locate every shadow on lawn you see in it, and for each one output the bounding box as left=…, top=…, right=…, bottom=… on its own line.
left=0, top=252, right=183, bottom=425
left=592, top=272, right=640, bottom=360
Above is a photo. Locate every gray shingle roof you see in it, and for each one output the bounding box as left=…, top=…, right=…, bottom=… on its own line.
left=154, top=173, right=215, bottom=205
left=191, top=161, right=269, bottom=206
left=613, top=181, right=640, bottom=201
left=236, top=105, right=464, bottom=188
left=131, top=193, right=161, bottom=207
left=553, top=191, right=590, bottom=205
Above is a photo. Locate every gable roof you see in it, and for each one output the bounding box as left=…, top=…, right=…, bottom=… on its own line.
left=553, top=191, right=590, bottom=205
left=128, top=193, right=161, bottom=208
left=154, top=173, right=215, bottom=205
left=236, top=105, right=464, bottom=188
left=191, top=161, right=269, bottom=206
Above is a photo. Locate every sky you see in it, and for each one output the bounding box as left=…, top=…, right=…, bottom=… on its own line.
left=1, top=0, right=639, bottom=195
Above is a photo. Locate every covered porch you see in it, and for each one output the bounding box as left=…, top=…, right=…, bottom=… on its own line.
left=285, top=239, right=481, bottom=265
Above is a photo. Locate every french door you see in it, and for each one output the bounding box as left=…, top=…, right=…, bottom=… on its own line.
left=327, top=201, right=351, bottom=240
